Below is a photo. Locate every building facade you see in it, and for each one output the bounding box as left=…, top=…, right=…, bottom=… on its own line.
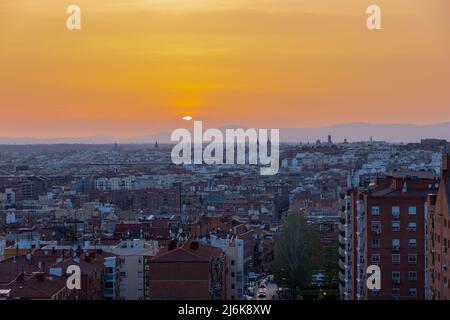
left=427, top=155, right=450, bottom=299
left=148, top=240, right=227, bottom=300
left=339, top=176, right=439, bottom=299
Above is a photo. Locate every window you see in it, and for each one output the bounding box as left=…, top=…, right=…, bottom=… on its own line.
left=371, top=221, right=381, bottom=234
left=392, top=271, right=401, bottom=284
left=372, top=239, right=380, bottom=248
left=408, top=254, right=418, bottom=264
left=392, top=254, right=400, bottom=264
left=408, top=271, right=417, bottom=281
left=392, top=239, right=400, bottom=251
left=371, top=289, right=380, bottom=297
left=137, top=271, right=144, bottom=278
left=231, top=260, right=235, bottom=266
left=408, top=206, right=417, bottom=216
left=231, top=272, right=235, bottom=278
left=408, top=288, right=417, bottom=296
left=372, top=254, right=381, bottom=264
left=371, top=206, right=380, bottom=215
left=408, top=238, right=417, bottom=248
left=407, top=222, right=417, bottom=231
left=105, top=267, right=114, bottom=273
left=120, top=271, right=127, bottom=278
left=392, top=206, right=400, bottom=218
left=392, top=221, right=400, bottom=232
left=392, top=288, right=400, bottom=297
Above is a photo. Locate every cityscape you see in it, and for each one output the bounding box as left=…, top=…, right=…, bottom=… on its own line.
left=0, top=137, right=449, bottom=300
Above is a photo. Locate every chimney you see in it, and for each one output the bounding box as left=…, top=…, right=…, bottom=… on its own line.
left=35, top=272, right=45, bottom=282
left=168, top=239, right=177, bottom=251
left=189, top=241, right=199, bottom=251
left=76, top=245, right=82, bottom=257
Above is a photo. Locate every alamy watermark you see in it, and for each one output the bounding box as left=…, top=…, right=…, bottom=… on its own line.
left=367, top=5, right=382, bottom=30
left=66, top=265, right=81, bottom=290
left=65, top=4, right=382, bottom=31
left=170, top=121, right=280, bottom=176
left=366, top=265, right=381, bottom=290
left=66, top=4, right=81, bottom=30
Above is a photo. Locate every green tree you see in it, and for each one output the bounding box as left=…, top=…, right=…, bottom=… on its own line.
left=322, top=239, right=339, bottom=288
left=271, top=211, right=319, bottom=295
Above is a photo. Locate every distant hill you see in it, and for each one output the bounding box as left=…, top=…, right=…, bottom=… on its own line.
left=1, top=122, right=450, bottom=144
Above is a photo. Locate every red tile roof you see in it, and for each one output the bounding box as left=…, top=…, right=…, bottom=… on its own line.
left=151, top=240, right=222, bottom=263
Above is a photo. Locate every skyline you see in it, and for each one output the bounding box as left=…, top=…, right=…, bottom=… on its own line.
left=1, top=0, right=450, bottom=138
left=2, top=120, right=450, bottom=144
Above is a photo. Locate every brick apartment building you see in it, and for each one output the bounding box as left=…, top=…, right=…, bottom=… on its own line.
left=339, top=175, right=439, bottom=300
left=148, top=240, right=227, bottom=300
left=428, top=155, right=450, bottom=299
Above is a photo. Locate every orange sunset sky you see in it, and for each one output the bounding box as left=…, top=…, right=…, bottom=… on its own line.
left=1, top=0, right=449, bottom=138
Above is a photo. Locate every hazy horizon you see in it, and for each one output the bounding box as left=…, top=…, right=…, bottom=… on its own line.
left=1, top=119, right=450, bottom=139
left=1, top=121, right=450, bottom=144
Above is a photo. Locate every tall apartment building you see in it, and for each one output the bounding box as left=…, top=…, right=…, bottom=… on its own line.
left=202, top=234, right=245, bottom=300
left=339, top=176, right=439, bottom=300
left=105, top=239, right=159, bottom=300
left=428, top=155, right=450, bottom=299
left=338, top=189, right=359, bottom=300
